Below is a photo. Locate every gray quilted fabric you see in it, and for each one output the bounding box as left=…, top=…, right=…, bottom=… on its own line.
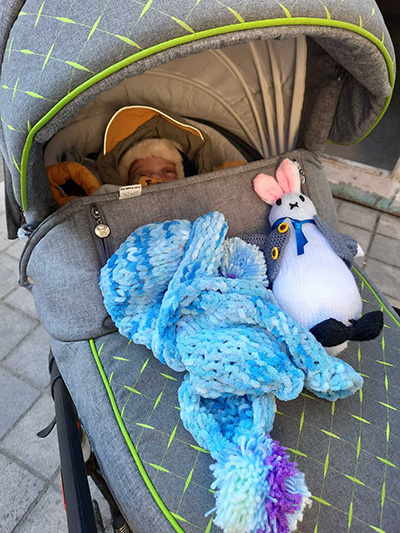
left=90, top=273, right=400, bottom=532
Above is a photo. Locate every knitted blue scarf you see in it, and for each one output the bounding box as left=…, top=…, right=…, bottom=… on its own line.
left=100, top=212, right=362, bottom=533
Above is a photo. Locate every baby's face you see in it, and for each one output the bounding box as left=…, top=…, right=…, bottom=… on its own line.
left=129, top=156, right=177, bottom=184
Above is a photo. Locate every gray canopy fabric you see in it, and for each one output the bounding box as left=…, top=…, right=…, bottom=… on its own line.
left=43, top=38, right=307, bottom=167
left=0, top=0, right=395, bottom=231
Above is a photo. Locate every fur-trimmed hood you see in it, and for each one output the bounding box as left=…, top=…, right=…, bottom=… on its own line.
left=96, top=105, right=214, bottom=186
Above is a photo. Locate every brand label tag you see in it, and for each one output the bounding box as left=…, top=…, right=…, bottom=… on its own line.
left=118, top=184, right=142, bottom=200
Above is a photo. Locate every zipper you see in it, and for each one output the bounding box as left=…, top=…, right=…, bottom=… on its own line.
left=292, top=157, right=309, bottom=197
left=89, top=204, right=112, bottom=263
left=89, top=205, right=117, bottom=332
left=293, top=159, right=306, bottom=185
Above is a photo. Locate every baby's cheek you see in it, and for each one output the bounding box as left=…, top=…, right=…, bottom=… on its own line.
left=162, top=174, right=177, bottom=182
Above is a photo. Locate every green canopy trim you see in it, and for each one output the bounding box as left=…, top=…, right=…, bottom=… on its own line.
left=89, top=338, right=186, bottom=533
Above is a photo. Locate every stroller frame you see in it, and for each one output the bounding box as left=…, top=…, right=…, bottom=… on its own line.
left=47, top=351, right=128, bottom=532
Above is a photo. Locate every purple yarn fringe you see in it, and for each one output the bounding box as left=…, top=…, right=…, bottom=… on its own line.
left=257, top=439, right=303, bottom=533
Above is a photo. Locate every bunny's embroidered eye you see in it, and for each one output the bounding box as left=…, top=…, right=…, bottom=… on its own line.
left=299, top=195, right=305, bottom=202
left=276, top=198, right=282, bottom=206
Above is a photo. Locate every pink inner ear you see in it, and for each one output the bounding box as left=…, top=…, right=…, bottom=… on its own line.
left=253, top=173, right=284, bottom=205
left=276, top=159, right=301, bottom=194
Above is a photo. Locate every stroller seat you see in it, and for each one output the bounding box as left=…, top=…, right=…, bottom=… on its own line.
left=50, top=271, right=400, bottom=533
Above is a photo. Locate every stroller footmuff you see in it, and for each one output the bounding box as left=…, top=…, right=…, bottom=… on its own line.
left=1, top=0, right=398, bottom=531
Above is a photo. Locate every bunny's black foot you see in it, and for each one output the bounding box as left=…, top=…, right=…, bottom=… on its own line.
left=310, top=311, right=384, bottom=347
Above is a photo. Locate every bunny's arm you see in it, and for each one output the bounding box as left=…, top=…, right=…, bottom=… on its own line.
left=238, top=233, right=269, bottom=250
left=240, top=228, right=290, bottom=283
left=314, top=216, right=358, bottom=267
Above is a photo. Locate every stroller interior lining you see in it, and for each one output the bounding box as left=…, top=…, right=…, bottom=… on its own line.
left=44, top=37, right=307, bottom=176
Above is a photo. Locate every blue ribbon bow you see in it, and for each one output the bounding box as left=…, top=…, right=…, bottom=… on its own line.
left=272, top=217, right=316, bottom=255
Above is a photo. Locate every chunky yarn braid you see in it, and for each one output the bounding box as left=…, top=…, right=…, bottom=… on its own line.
left=100, top=212, right=362, bottom=533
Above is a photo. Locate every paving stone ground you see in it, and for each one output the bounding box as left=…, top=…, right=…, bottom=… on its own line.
left=0, top=178, right=112, bottom=533
left=0, top=177, right=399, bottom=532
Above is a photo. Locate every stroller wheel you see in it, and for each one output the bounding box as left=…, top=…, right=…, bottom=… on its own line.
left=92, top=499, right=105, bottom=533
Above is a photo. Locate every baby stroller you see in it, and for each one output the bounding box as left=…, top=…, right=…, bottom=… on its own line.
left=0, top=0, right=399, bottom=531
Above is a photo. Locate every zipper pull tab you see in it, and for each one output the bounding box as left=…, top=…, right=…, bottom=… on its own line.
left=91, top=206, right=111, bottom=238
left=95, top=224, right=111, bottom=238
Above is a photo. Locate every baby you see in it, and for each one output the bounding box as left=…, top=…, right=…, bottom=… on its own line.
left=116, top=136, right=191, bottom=187
left=47, top=106, right=243, bottom=205
left=129, top=156, right=177, bottom=184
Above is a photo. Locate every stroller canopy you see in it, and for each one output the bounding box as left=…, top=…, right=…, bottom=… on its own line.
left=0, top=0, right=395, bottom=230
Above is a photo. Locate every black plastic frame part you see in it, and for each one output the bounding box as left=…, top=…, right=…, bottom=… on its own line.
left=49, top=354, right=98, bottom=533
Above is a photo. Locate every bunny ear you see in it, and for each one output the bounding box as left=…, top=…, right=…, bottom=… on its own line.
left=276, top=159, right=301, bottom=194
left=253, top=173, right=284, bottom=205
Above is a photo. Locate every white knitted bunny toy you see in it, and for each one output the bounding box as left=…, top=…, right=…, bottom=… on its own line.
left=251, top=158, right=383, bottom=355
